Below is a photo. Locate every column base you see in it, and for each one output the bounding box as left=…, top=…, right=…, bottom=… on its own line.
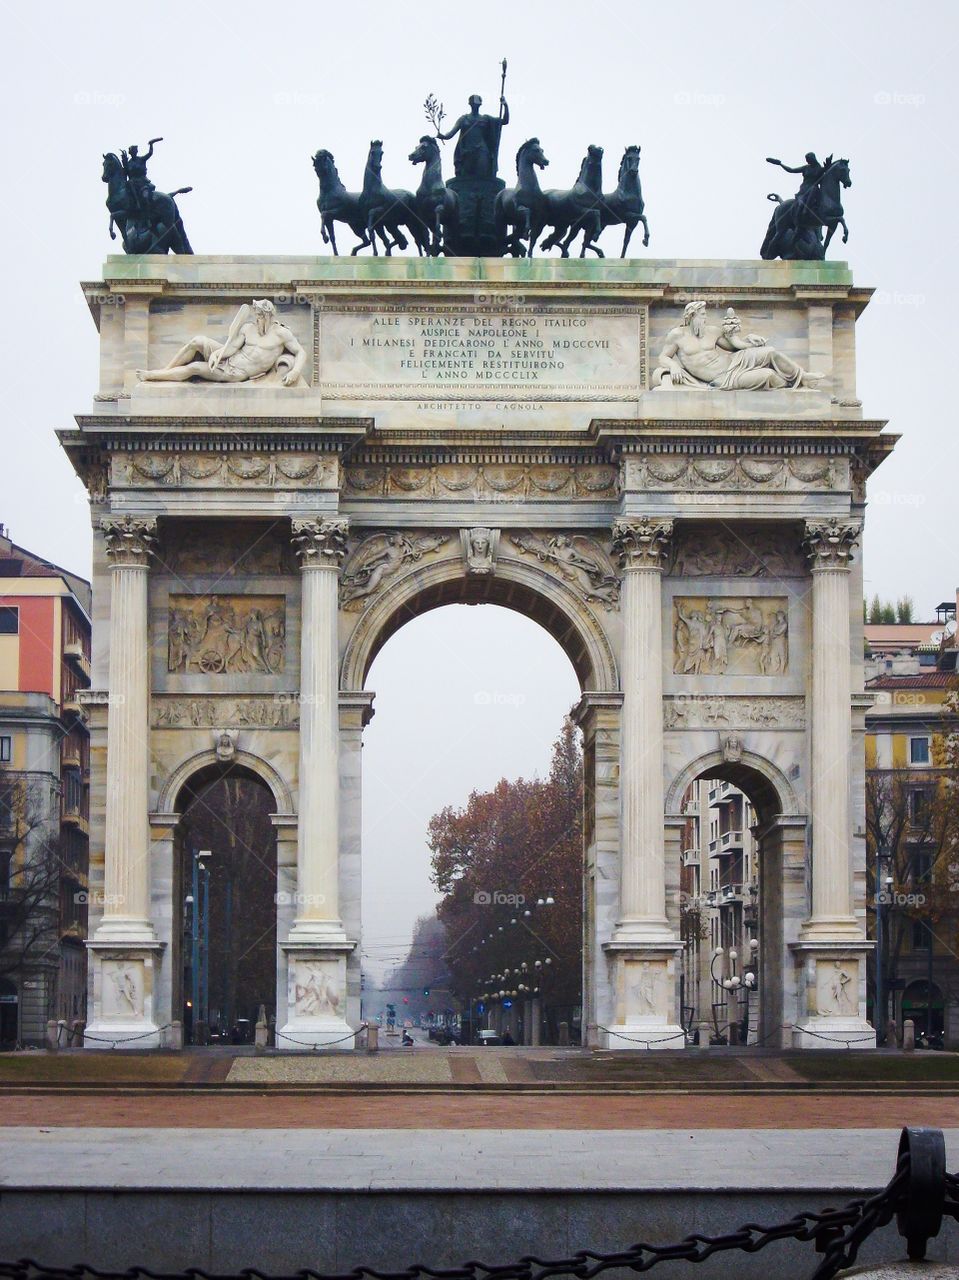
left=279, top=939, right=356, bottom=1052
left=90, top=917, right=158, bottom=947
left=84, top=941, right=165, bottom=1050
left=602, top=941, right=685, bottom=1050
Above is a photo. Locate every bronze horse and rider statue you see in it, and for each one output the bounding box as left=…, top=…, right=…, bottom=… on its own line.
left=761, top=152, right=852, bottom=260
left=102, top=137, right=193, bottom=255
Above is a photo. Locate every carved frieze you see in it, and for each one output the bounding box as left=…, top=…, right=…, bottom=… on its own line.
left=168, top=595, right=286, bottom=674
left=669, top=524, right=804, bottom=579
left=343, top=462, right=620, bottom=501
left=160, top=523, right=295, bottom=576
left=153, top=696, right=299, bottom=728
left=115, top=452, right=336, bottom=490
left=663, top=695, right=805, bottom=730
left=673, top=596, right=789, bottom=676
left=340, top=532, right=449, bottom=610
left=508, top=531, right=620, bottom=608
left=624, top=455, right=843, bottom=492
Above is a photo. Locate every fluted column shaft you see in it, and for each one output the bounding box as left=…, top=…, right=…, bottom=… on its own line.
left=612, top=518, right=674, bottom=940
left=290, top=518, right=349, bottom=939
left=99, top=517, right=156, bottom=940
left=804, top=519, right=861, bottom=935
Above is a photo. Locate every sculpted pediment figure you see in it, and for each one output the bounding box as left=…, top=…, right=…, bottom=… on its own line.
left=137, top=300, right=307, bottom=387
left=653, top=302, right=823, bottom=391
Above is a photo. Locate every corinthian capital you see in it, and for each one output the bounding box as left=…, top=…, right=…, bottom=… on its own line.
left=612, top=517, right=674, bottom=570
left=100, top=516, right=157, bottom=567
left=803, top=518, right=862, bottom=570
left=292, top=517, right=349, bottom=569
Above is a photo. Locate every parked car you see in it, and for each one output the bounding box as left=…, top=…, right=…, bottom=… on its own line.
left=477, top=1030, right=501, bottom=1046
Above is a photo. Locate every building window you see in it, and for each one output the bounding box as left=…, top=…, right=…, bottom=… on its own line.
left=912, top=921, right=932, bottom=950
left=0, top=607, right=17, bottom=635
left=910, top=789, right=931, bottom=826
left=910, top=737, right=931, bottom=765
left=0, top=737, right=9, bottom=763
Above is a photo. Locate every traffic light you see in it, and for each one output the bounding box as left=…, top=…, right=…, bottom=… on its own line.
left=423, top=987, right=430, bottom=997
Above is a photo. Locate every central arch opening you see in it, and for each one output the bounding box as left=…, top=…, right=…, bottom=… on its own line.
left=359, top=601, right=584, bottom=1046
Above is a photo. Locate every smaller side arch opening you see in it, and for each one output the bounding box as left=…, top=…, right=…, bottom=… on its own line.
left=172, top=762, right=278, bottom=1045
left=670, top=752, right=802, bottom=1051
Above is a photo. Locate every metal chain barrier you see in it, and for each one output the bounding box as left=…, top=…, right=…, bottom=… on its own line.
left=77, top=1024, right=172, bottom=1050
left=0, top=1128, right=950, bottom=1280
left=272, top=1024, right=366, bottom=1052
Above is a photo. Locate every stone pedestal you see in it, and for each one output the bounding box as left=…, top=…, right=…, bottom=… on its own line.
left=85, top=518, right=162, bottom=1049
left=604, top=943, right=686, bottom=1050
left=278, top=943, right=356, bottom=1050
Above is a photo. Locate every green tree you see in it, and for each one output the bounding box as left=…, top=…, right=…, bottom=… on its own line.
left=897, top=596, right=915, bottom=624
left=869, top=594, right=883, bottom=624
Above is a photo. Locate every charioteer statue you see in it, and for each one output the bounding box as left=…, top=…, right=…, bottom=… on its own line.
left=428, top=60, right=510, bottom=255
left=438, top=91, right=509, bottom=180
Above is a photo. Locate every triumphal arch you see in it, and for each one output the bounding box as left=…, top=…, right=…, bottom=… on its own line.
left=60, top=254, right=893, bottom=1050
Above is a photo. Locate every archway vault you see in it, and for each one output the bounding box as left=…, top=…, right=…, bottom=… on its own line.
left=156, top=748, right=295, bottom=818
left=665, top=747, right=802, bottom=828
left=340, top=552, right=620, bottom=694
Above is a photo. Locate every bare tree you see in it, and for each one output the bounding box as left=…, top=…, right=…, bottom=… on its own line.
left=0, top=766, right=68, bottom=988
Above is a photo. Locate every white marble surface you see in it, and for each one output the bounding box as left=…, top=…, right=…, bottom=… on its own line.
left=0, top=1127, right=951, bottom=1193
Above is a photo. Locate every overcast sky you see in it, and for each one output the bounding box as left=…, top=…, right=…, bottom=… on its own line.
left=2, top=0, right=956, bottom=967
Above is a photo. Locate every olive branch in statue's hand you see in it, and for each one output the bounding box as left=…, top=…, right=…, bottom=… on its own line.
left=425, top=94, right=446, bottom=138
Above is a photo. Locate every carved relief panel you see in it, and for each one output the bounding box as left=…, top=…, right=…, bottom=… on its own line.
left=673, top=596, right=789, bottom=676
left=101, top=959, right=145, bottom=1020
left=168, top=595, right=286, bottom=674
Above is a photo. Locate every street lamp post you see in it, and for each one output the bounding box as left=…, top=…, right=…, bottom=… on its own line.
left=190, top=848, right=212, bottom=1043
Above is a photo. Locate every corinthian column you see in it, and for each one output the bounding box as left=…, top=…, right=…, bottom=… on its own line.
left=801, top=518, right=862, bottom=940
left=288, top=517, right=350, bottom=941
left=280, top=516, right=356, bottom=1050
left=610, top=517, right=675, bottom=943
left=96, top=516, right=157, bottom=943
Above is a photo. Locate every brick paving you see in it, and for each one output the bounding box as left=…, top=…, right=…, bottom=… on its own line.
left=2, top=1091, right=957, bottom=1130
